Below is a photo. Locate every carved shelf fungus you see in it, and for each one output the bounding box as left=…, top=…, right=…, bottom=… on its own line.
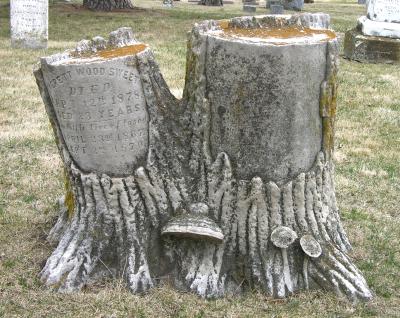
left=35, top=15, right=372, bottom=302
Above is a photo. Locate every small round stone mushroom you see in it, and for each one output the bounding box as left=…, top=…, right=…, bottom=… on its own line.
left=270, top=226, right=298, bottom=294
left=300, top=234, right=322, bottom=258
left=300, top=234, right=322, bottom=290
left=271, top=226, right=298, bottom=249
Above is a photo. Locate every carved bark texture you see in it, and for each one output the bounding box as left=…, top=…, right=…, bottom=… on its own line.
left=35, top=15, right=372, bottom=303
left=83, top=0, right=134, bottom=11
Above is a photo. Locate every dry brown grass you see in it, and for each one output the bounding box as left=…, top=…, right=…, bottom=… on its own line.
left=1, top=0, right=399, bottom=317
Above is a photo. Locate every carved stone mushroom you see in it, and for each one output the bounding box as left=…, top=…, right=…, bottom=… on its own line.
left=300, top=234, right=322, bottom=289
left=161, top=203, right=224, bottom=242
left=300, top=234, right=322, bottom=258
left=271, top=226, right=298, bottom=294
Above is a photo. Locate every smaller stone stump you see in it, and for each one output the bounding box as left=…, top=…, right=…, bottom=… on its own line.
left=344, top=0, right=400, bottom=63
left=10, top=0, right=48, bottom=49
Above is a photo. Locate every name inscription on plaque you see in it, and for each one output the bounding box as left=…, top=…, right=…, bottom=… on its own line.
left=41, top=57, right=149, bottom=176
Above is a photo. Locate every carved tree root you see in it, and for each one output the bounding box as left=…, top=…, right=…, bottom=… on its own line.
left=172, top=152, right=372, bottom=301
left=40, top=166, right=154, bottom=292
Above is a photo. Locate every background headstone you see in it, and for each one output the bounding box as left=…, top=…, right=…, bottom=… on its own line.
left=10, top=0, right=48, bottom=49
left=243, top=1, right=257, bottom=12
left=283, top=0, right=303, bottom=11
left=367, top=0, right=400, bottom=23
left=271, top=4, right=284, bottom=14
left=344, top=0, right=400, bottom=62
left=359, top=0, right=400, bottom=38
left=358, top=0, right=366, bottom=5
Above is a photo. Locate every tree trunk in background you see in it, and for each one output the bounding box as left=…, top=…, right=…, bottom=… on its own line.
left=35, top=15, right=372, bottom=302
left=199, top=0, right=223, bottom=6
left=83, top=0, right=134, bottom=10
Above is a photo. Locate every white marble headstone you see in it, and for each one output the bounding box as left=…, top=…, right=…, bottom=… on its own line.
left=10, top=0, right=48, bottom=49
left=367, top=0, right=400, bottom=23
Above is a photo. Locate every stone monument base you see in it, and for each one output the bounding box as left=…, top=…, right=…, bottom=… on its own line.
left=344, top=29, right=400, bottom=64
left=358, top=16, right=400, bottom=39
left=11, top=38, right=47, bottom=49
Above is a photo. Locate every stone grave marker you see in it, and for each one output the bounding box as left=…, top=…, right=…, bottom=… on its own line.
left=344, top=0, right=400, bottom=63
left=243, top=0, right=257, bottom=12
left=10, top=0, right=48, bottom=49
left=367, top=0, right=400, bottom=23
left=283, top=0, right=303, bottom=11
left=270, top=0, right=284, bottom=14
left=35, top=16, right=372, bottom=302
left=271, top=4, right=284, bottom=14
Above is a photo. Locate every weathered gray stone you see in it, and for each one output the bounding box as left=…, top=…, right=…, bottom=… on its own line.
left=358, top=0, right=366, bottom=4
left=39, top=37, right=149, bottom=176
left=283, top=0, right=303, bottom=11
left=35, top=16, right=372, bottom=302
left=344, top=0, right=400, bottom=62
left=367, top=0, right=400, bottom=23
left=266, top=0, right=281, bottom=8
left=358, top=15, right=400, bottom=39
left=243, top=4, right=257, bottom=12
left=344, top=28, right=400, bottom=63
left=10, top=0, right=48, bottom=49
left=205, top=26, right=327, bottom=184
left=270, top=4, right=284, bottom=14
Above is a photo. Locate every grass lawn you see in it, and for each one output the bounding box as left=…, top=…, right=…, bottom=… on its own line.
left=0, top=0, right=399, bottom=317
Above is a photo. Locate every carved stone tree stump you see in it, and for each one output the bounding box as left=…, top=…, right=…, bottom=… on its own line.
left=35, top=15, right=372, bottom=302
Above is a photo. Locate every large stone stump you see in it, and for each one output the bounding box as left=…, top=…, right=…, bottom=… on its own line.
left=10, top=0, right=48, bottom=49
left=35, top=15, right=372, bottom=302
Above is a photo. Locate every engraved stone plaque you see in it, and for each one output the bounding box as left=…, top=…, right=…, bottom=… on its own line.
left=40, top=51, right=149, bottom=176
left=10, top=0, right=48, bottom=49
left=367, top=0, right=400, bottom=23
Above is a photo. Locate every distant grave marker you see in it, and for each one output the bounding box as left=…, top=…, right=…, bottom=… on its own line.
left=243, top=0, right=257, bottom=12
left=345, top=0, right=400, bottom=63
left=10, top=0, right=48, bottom=49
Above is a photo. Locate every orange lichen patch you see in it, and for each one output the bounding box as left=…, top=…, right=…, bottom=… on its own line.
left=96, top=44, right=147, bottom=58
left=217, top=25, right=336, bottom=44
left=218, top=20, right=230, bottom=30
left=69, top=43, right=147, bottom=61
